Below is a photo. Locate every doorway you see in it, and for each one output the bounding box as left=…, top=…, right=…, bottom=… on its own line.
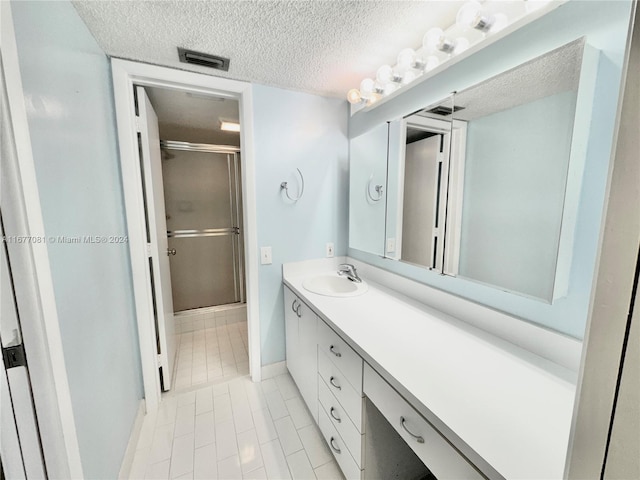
left=112, top=59, right=261, bottom=410
left=136, top=84, right=250, bottom=394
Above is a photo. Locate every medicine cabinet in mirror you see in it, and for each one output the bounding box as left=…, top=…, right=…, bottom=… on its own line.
left=349, top=38, right=589, bottom=303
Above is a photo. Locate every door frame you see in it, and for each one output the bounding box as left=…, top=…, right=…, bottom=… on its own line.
left=111, top=59, right=261, bottom=411
left=1, top=2, right=83, bottom=477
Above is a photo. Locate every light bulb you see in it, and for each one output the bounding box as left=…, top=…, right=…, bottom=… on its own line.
left=423, top=27, right=445, bottom=53
left=424, top=55, right=440, bottom=72
left=453, top=37, right=470, bottom=55
left=359, top=78, right=375, bottom=99
left=347, top=89, right=362, bottom=104
left=423, top=27, right=456, bottom=54
left=383, top=82, right=400, bottom=96
left=401, top=70, right=417, bottom=85
left=457, top=1, right=497, bottom=33
left=490, top=13, right=509, bottom=33
left=456, top=1, right=483, bottom=29
left=376, top=65, right=394, bottom=85
left=373, top=81, right=385, bottom=94
left=397, top=48, right=416, bottom=73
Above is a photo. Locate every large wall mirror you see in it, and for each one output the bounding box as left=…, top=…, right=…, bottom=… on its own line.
left=349, top=38, right=589, bottom=303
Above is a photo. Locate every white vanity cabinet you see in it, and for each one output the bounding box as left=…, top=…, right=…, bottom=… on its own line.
left=284, top=286, right=318, bottom=422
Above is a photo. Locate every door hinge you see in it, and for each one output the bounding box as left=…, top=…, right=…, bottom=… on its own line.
left=135, top=115, right=141, bottom=133
left=146, top=243, right=152, bottom=257
left=3, top=344, right=27, bottom=369
left=157, top=354, right=163, bottom=368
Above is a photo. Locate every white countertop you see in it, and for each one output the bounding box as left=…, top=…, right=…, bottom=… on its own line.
left=283, top=259, right=577, bottom=480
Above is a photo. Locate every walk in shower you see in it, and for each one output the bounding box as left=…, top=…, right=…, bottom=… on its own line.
left=161, top=141, right=245, bottom=312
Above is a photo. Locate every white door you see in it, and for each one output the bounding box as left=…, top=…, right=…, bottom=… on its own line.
left=137, top=86, right=176, bottom=391
left=0, top=221, right=47, bottom=479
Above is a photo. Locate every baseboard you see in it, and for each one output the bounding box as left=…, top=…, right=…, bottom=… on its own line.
left=261, top=361, right=287, bottom=380
left=118, top=400, right=145, bottom=479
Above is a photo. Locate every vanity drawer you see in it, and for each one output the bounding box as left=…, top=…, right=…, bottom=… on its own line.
left=318, top=351, right=363, bottom=430
left=318, top=320, right=363, bottom=392
left=318, top=375, right=364, bottom=466
left=364, top=365, right=484, bottom=480
left=318, top=403, right=363, bottom=480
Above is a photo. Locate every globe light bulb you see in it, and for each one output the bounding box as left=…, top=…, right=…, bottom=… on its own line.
left=490, top=13, right=509, bottom=33
left=423, top=27, right=445, bottom=53
left=424, top=55, right=440, bottom=72
left=359, top=78, right=375, bottom=99
left=383, top=82, right=400, bottom=96
left=376, top=65, right=394, bottom=85
left=401, top=70, right=417, bottom=85
left=396, top=48, right=416, bottom=73
left=453, top=37, right=470, bottom=55
left=347, top=89, right=362, bottom=104
left=424, top=27, right=456, bottom=54
left=456, top=1, right=483, bottom=30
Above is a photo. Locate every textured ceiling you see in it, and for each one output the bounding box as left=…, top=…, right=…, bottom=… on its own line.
left=72, top=0, right=464, bottom=98
left=454, top=38, right=584, bottom=121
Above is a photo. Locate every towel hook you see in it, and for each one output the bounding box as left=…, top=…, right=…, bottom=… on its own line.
left=281, top=168, right=305, bottom=202
left=366, top=174, right=384, bottom=203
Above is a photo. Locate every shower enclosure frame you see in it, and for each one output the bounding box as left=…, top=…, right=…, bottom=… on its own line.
left=161, top=140, right=246, bottom=307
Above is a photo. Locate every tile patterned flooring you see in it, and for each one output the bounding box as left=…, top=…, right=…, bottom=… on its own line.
left=129, top=374, right=344, bottom=480
left=172, top=317, right=250, bottom=391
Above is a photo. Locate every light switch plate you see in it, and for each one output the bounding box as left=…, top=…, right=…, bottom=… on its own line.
left=260, top=246, right=272, bottom=265
left=386, top=238, right=396, bottom=253
left=326, top=242, right=334, bottom=258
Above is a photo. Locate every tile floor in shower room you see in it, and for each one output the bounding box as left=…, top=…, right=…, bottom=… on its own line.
left=172, top=304, right=250, bottom=391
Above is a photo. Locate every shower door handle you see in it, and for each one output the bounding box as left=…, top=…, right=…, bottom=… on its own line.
left=167, top=248, right=177, bottom=256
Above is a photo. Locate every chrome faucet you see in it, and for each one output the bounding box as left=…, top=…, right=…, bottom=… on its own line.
left=338, top=263, right=362, bottom=283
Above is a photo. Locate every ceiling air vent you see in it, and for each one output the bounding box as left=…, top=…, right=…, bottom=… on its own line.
left=178, top=48, right=230, bottom=72
left=423, top=105, right=465, bottom=116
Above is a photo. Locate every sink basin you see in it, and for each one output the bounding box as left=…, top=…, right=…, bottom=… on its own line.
left=302, top=274, right=368, bottom=297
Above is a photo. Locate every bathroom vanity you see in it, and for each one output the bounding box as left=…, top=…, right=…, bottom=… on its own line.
left=283, top=258, right=579, bottom=480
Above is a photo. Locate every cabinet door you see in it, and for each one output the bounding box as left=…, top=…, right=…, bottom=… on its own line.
left=284, top=287, right=299, bottom=382
left=298, top=303, right=318, bottom=422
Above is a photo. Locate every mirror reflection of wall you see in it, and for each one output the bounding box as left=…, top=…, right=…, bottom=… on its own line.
left=450, top=38, right=585, bottom=301
left=349, top=122, right=389, bottom=256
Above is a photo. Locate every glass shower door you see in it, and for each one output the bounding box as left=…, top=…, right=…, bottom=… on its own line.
left=161, top=143, right=244, bottom=312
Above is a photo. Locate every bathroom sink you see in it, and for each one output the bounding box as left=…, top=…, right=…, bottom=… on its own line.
left=302, top=274, right=368, bottom=297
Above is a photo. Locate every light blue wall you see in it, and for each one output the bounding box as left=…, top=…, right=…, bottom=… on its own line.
left=11, top=2, right=143, bottom=478
left=348, top=0, right=634, bottom=339
left=252, top=84, right=349, bottom=365
left=459, top=91, right=577, bottom=300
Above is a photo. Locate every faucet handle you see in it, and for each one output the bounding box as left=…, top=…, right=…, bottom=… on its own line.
left=338, top=263, right=355, bottom=272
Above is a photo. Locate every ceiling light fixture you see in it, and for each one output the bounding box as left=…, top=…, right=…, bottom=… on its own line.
left=346, top=0, right=542, bottom=106
left=220, top=121, right=240, bottom=132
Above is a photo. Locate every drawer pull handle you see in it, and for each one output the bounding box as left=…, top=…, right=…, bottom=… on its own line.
left=291, top=299, right=298, bottom=313
left=329, top=376, right=342, bottom=390
left=329, top=345, right=342, bottom=357
left=296, top=304, right=302, bottom=318
left=400, top=416, right=425, bottom=444
left=330, top=437, right=341, bottom=454
left=330, top=407, right=342, bottom=423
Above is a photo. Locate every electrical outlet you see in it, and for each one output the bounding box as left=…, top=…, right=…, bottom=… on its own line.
left=326, top=242, right=335, bottom=258
left=260, top=246, right=272, bottom=265
left=386, top=238, right=396, bottom=253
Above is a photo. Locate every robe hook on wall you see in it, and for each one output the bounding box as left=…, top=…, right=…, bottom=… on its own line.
left=366, top=174, right=384, bottom=203
left=281, top=168, right=305, bottom=202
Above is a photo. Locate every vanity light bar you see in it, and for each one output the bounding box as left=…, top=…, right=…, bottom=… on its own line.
left=346, top=0, right=553, bottom=106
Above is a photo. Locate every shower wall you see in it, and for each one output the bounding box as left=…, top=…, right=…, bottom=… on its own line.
left=162, top=148, right=244, bottom=311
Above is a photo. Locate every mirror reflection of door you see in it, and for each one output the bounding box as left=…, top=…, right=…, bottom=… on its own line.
left=402, top=129, right=442, bottom=268
left=386, top=97, right=455, bottom=271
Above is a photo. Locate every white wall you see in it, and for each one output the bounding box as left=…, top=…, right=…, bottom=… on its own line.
left=11, top=2, right=143, bottom=477
left=252, top=84, right=349, bottom=365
